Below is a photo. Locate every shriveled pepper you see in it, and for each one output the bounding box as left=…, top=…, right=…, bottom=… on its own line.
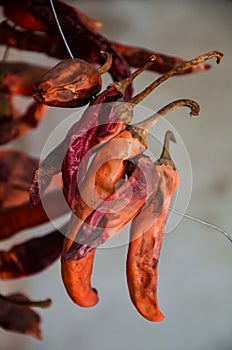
left=126, top=131, right=179, bottom=322
left=0, top=61, right=49, bottom=96
left=60, top=59, right=156, bottom=306
left=65, top=155, right=159, bottom=260
left=64, top=99, right=199, bottom=259
left=33, top=53, right=113, bottom=107
left=0, top=229, right=64, bottom=279
left=63, top=51, right=221, bottom=209
left=30, top=57, right=155, bottom=207
left=30, top=50, right=221, bottom=209
left=0, top=20, right=211, bottom=77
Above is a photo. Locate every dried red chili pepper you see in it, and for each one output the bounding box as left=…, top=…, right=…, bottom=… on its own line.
left=0, top=229, right=64, bottom=279
left=0, top=293, right=42, bottom=339
left=60, top=123, right=134, bottom=305
left=1, top=0, right=101, bottom=32
left=65, top=155, right=159, bottom=260
left=27, top=0, right=132, bottom=90
left=64, top=99, right=198, bottom=260
left=0, top=100, right=47, bottom=145
left=0, top=61, right=49, bottom=96
left=0, top=150, right=38, bottom=206
left=33, top=53, right=113, bottom=107
left=0, top=150, right=67, bottom=239
left=0, top=292, right=51, bottom=339
left=0, top=190, right=68, bottom=241
left=60, top=98, right=198, bottom=307
left=126, top=131, right=179, bottom=322
left=61, top=245, right=98, bottom=307
left=30, top=57, right=155, bottom=207
left=35, top=50, right=221, bottom=211
left=112, top=42, right=211, bottom=75
left=1, top=0, right=47, bottom=31
left=0, top=21, right=211, bottom=76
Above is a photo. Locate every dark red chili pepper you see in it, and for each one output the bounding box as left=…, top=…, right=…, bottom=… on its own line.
left=27, top=0, right=133, bottom=98
left=33, top=53, right=112, bottom=107
left=0, top=61, right=49, bottom=96
left=0, top=21, right=211, bottom=76
left=0, top=229, right=64, bottom=279
left=1, top=0, right=47, bottom=31
left=0, top=293, right=42, bottom=339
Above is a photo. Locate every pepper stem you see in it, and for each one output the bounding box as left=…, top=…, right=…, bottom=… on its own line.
left=158, top=130, right=176, bottom=166
left=109, top=55, right=156, bottom=94
left=0, top=293, right=52, bottom=309
left=127, top=99, right=200, bottom=145
left=129, top=51, right=223, bottom=105
left=97, top=52, right=113, bottom=75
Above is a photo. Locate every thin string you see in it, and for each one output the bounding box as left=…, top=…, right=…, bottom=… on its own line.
left=1, top=46, right=9, bottom=61
left=49, top=0, right=74, bottom=59
left=169, top=207, right=232, bottom=244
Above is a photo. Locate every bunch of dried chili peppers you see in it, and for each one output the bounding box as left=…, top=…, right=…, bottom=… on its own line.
left=0, top=0, right=224, bottom=339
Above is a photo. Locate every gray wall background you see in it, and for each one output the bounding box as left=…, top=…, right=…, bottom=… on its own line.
left=1, top=1, right=232, bottom=349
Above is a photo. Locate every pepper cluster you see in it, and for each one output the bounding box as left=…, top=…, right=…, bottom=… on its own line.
left=0, top=0, right=223, bottom=339
left=30, top=50, right=220, bottom=320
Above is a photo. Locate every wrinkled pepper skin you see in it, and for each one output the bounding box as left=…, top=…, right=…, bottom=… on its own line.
left=34, top=59, right=102, bottom=107
left=65, top=155, right=160, bottom=260
left=126, top=154, right=179, bottom=322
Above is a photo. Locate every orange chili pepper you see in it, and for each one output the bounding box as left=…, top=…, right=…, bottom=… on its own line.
left=61, top=243, right=98, bottom=307
left=61, top=51, right=222, bottom=308
left=65, top=98, right=199, bottom=259
left=126, top=131, right=179, bottom=322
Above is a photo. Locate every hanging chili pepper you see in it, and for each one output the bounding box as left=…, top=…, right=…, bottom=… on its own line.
left=64, top=99, right=198, bottom=260
left=112, top=41, right=211, bottom=75
left=0, top=229, right=64, bottom=279
left=0, top=61, right=49, bottom=96
left=33, top=50, right=221, bottom=210
left=0, top=0, right=211, bottom=80
left=60, top=131, right=131, bottom=306
left=1, top=0, right=101, bottom=32
left=64, top=155, right=159, bottom=261
left=60, top=98, right=197, bottom=307
left=59, top=60, right=156, bottom=305
left=61, top=245, right=98, bottom=307
left=126, top=131, right=179, bottom=322
left=62, top=51, right=222, bottom=210
left=0, top=62, right=49, bottom=144
left=0, top=21, right=211, bottom=77
left=61, top=100, right=198, bottom=307
left=0, top=189, right=67, bottom=241
left=30, top=57, right=155, bottom=207
left=0, top=149, right=67, bottom=239
left=1, top=0, right=47, bottom=31
left=33, top=53, right=113, bottom=107
left=0, top=293, right=42, bottom=339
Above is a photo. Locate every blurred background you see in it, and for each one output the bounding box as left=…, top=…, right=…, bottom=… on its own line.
left=1, top=1, right=232, bottom=349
